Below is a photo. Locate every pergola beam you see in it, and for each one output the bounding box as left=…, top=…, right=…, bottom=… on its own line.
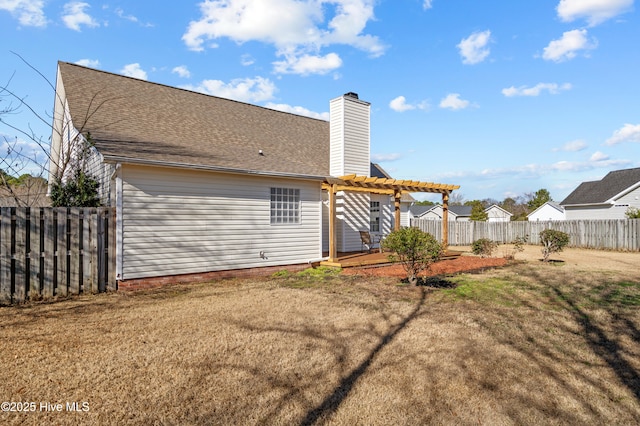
left=324, top=175, right=460, bottom=260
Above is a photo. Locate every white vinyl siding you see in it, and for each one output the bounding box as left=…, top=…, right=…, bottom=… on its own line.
left=120, top=165, right=322, bottom=280
left=336, top=191, right=370, bottom=252
left=329, top=95, right=370, bottom=177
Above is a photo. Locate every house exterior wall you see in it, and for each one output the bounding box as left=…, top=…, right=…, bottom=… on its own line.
left=119, top=164, right=322, bottom=280
left=616, top=186, right=640, bottom=212
left=329, top=95, right=370, bottom=177
left=564, top=205, right=621, bottom=220
left=485, top=206, right=511, bottom=222
left=335, top=191, right=370, bottom=252
left=528, top=204, right=565, bottom=221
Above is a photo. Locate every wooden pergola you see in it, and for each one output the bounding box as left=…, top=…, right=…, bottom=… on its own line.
left=322, top=175, right=460, bottom=262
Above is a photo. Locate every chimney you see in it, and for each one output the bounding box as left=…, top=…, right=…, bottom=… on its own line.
left=330, top=92, right=371, bottom=177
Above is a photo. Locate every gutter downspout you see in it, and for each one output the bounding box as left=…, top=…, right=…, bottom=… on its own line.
left=110, top=163, right=124, bottom=282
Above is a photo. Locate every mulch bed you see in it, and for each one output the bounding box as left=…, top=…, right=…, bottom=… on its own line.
left=341, top=255, right=508, bottom=279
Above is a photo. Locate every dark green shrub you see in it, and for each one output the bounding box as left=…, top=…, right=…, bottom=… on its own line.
left=382, top=227, right=443, bottom=285
left=471, top=238, right=497, bottom=257
left=50, top=170, right=100, bottom=207
left=540, top=229, right=570, bottom=262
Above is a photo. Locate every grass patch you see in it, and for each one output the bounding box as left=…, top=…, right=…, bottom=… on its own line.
left=590, top=280, right=640, bottom=307
left=1, top=256, right=639, bottom=425
left=437, top=273, right=523, bottom=307
left=272, top=266, right=343, bottom=289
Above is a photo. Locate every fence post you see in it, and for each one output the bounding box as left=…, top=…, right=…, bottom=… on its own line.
left=14, top=208, right=27, bottom=302
left=0, top=208, right=12, bottom=303
left=68, top=208, right=81, bottom=294
left=56, top=208, right=68, bottom=297
left=29, top=207, right=42, bottom=298
left=42, top=208, right=55, bottom=298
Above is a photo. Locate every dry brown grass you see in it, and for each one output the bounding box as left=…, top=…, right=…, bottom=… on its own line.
left=1, top=248, right=639, bottom=425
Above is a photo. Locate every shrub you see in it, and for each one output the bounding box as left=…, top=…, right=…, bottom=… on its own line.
left=502, top=235, right=528, bottom=260
left=471, top=238, right=497, bottom=257
left=625, top=207, right=640, bottom=219
left=50, top=170, right=100, bottom=207
left=382, top=227, right=443, bottom=285
left=539, top=229, right=570, bottom=262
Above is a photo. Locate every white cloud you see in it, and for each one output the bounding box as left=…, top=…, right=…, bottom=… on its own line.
left=273, top=52, right=342, bottom=75
left=182, top=76, right=277, bottom=103
left=557, top=0, right=633, bottom=26
left=590, top=151, right=609, bottom=161
left=182, top=0, right=384, bottom=75
left=172, top=65, right=191, bottom=78
left=75, top=59, right=100, bottom=68
left=115, top=7, right=137, bottom=22
left=542, top=29, right=597, bottom=62
left=554, top=139, right=588, bottom=152
left=457, top=30, right=491, bottom=65
left=389, top=96, right=428, bottom=112
left=263, top=103, right=329, bottom=120
left=502, top=82, right=572, bottom=97
left=120, top=63, right=148, bottom=80
left=371, top=153, right=402, bottom=162
left=62, top=1, right=99, bottom=31
left=241, top=54, right=255, bottom=66
left=0, top=0, right=46, bottom=27
left=389, top=96, right=414, bottom=112
left=605, top=123, right=640, bottom=145
left=423, top=0, right=433, bottom=10
left=439, top=93, right=472, bottom=110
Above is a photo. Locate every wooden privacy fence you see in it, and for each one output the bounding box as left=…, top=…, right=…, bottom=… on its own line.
left=412, top=218, right=640, bottom=251
left=1, top=207, right=116, bottom=304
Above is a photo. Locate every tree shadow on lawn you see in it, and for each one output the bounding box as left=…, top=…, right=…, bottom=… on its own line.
left=473, top=265, right=640, bottom=423
left=182, top=284, right=430, bottom=425
left=174, top=266, right=640, bottom=425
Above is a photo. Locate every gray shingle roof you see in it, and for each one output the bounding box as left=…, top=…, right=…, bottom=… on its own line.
left=58, top=62, right=330, bottom=178
left=450, top=205, right=472, bottom=216
left=560, top=167, right=640, bottom=205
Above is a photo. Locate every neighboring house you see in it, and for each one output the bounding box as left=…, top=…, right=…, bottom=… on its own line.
left=560, top=167, right=640, bottom=220
left=50, top=62, right=458, bottom=284
left=485, top=204, right=513, bottom=222
left=527, top=201, right=565, bottom=221
left=409, top=204, right=472, bottom=221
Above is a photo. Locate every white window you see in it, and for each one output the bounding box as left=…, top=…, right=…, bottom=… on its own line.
left=270, top=188, right=300, bottom=224
left=370, top=201, right=380, bottom=232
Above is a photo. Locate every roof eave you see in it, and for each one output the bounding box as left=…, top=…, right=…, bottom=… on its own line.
left=102, top=156, right=326, bottom=181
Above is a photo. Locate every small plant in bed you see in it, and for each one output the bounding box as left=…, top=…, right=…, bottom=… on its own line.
left=382, top=227, right=443, bottom=286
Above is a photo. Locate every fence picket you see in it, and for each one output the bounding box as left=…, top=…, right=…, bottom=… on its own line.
left=14, top=208, right=27, bottom=302
left=42, top=208, right=55, bottom=298
left=412, top=218, right=640, bottom=251
left=56, top=208, right=68, bottom=297
left=29, top=208, right=42, bottom=298
left=69, top=208, right=81, bottom=294
left=0, top=208, right=12, bottom=303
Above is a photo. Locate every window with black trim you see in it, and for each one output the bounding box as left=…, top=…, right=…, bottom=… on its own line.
left=270, top=188, right=300, bottom=224
left=370, top=201, right=380, bottom=232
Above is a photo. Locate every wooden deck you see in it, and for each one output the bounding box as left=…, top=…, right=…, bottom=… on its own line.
left=320, top=250, right=463, bottom=268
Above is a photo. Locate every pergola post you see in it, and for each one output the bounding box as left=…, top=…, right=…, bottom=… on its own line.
left=328, top=184, right=337, bottom=262
left=394, top=190, right=401, bottom=231
left=442, top=191, right=449, bottom=251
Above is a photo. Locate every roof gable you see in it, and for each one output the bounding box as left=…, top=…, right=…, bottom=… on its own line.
left=485, top=204, right=513, bottom=216
left=57, top=62, right=330, bottom=178
left=561, top=167, right=640, bottom=205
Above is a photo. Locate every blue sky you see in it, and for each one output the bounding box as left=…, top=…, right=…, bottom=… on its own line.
left=1, top=0, right=639, bottom=203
